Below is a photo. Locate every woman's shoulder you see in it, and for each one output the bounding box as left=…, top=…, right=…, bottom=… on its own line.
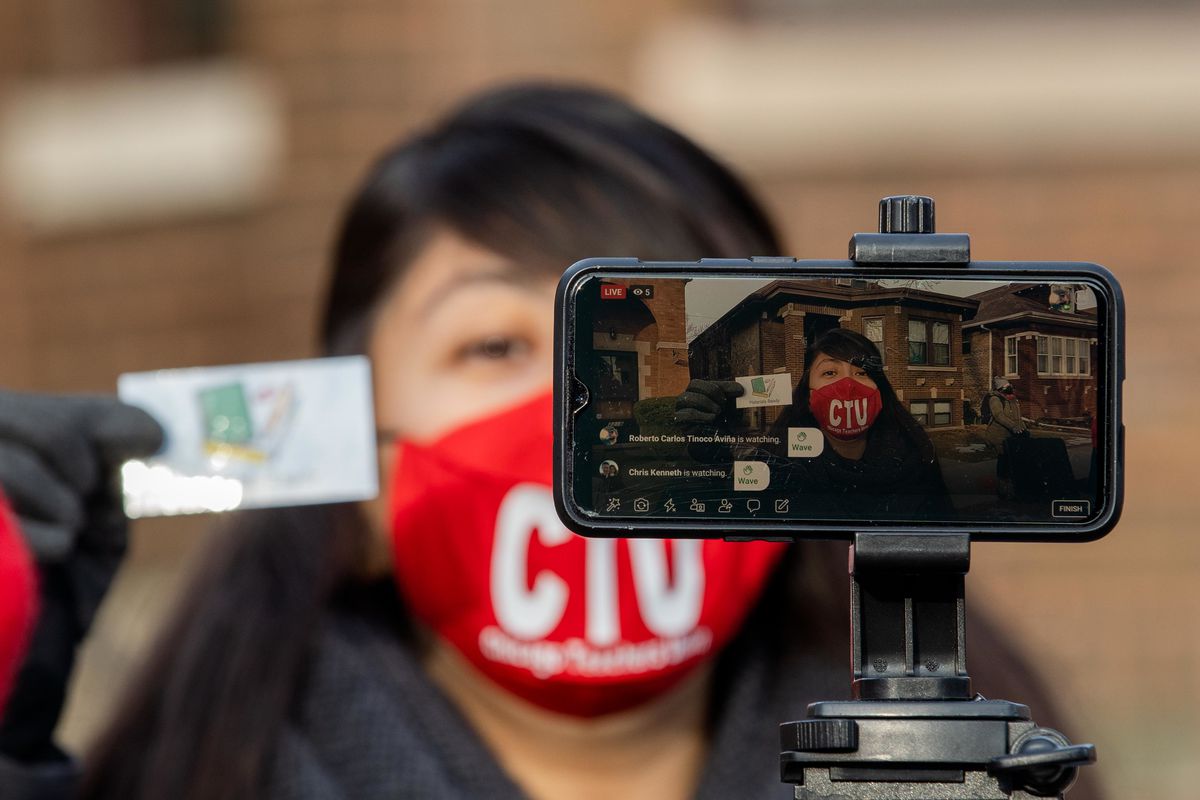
left=0, top=752, right=78, bottom=800
left=264, top=591, right=524, bottom=800
left=264, top=610, right=421, bottom=798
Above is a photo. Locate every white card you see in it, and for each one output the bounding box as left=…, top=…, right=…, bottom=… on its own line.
left=733, top=372, right=792, bottom=408
left=118, top=356, right=378, bottom=517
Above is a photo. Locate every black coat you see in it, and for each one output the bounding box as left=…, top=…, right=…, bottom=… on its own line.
left=769, top=415, right=955, bottom=523
left=0, top=571, right=1105, bottom=800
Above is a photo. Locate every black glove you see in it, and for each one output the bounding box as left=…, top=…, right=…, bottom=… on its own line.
left=674, top=379, right=744, bottom=426
left=0, top=391, right=163, bottom=760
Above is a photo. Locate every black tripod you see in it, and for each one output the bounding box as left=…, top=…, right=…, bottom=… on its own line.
left=779, top=532, right=1094, bottom=799
left=779, top=198, right=1096, bottom=799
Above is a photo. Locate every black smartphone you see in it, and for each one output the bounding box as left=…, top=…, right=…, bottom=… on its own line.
left=554, top=259, right=1123, bottom=542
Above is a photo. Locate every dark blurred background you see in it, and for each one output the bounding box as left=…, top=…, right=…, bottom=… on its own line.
left=0, top=1, right=1196, bottom=796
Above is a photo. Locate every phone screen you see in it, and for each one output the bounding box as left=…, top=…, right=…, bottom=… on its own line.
left=566, top=273, right=1113, bottom=532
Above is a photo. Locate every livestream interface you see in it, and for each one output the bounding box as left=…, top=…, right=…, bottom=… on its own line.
left=573, top=275, right=1105, bottom=526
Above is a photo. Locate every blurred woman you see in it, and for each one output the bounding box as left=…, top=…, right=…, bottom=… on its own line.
left=0, top=83, right=1098, bottom=800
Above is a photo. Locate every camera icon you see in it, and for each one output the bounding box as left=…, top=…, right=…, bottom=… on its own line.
left=633, top=497, right=650, bottom=513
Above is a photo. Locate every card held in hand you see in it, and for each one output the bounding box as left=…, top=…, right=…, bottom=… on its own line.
left=118, top=356, right=378, bottom=517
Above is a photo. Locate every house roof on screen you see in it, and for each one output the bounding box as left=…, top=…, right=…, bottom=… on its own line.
left=964, top=283, right=1097, bottom=331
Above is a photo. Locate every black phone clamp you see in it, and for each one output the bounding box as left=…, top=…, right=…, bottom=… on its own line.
left=779, top=532, right=1095, bottom=799
left=780, top=198, right=1097, bottom=799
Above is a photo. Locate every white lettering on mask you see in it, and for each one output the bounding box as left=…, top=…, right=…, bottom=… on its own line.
left=492, top=483, right=572, bottom=640
left=828, top=398, right=869, bottom=431
left=829, top=399, right=844, bottom=427
left=491, top=485, right=706, bottom=646
left=586, top=536, right=619, bottom=646
left=853, top=398, right=868, bottom=426
left=630, top=539, right=704, bottom=638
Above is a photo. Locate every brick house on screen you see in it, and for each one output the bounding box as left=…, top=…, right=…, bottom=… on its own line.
left=961, top=284, right=1099, bottom=423
left=689, top=279, right=980, bottom=430
left=590, top=278, right=692, bottom=424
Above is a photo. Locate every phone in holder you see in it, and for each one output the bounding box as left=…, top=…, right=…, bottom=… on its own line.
left=553, top=209, right=1124, bottom=543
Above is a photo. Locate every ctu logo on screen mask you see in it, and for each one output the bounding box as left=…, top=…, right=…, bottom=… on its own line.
left=809, top=377, right=883, bottom=440
left=389, top=392, right=785, bottom=717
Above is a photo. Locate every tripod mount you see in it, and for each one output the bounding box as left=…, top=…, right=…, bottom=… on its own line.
left=778, top=199, right=1097, bottom=799
left=780, top=533, right=1095, bottom=799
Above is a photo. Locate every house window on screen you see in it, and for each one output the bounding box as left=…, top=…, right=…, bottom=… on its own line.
left=1005, top=336, right=1019, bottom=376
left=908, top=319, right=950, bottom=366
left=908, top=320, right=927, bottom=364
left=864, top=317, right=884, bottom=364
left=933, top=400, right=952, bottom=426
left=931, top=321, right=950, bottom=365
left=1035, top=335, right=1092, bottom=377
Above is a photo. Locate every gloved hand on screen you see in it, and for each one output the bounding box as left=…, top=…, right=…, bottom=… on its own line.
left=674, top=379, right=743, bottom=426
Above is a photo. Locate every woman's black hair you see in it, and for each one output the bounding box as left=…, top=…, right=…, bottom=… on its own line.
left=320, top=82, right=781, bottom=355
left=776, top=327, right=935, bottom=461
left=81, top=83, right=1096, bottom=800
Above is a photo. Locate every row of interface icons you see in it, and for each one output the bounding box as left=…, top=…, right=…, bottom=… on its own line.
left=605, top=497, right=791, bottom=514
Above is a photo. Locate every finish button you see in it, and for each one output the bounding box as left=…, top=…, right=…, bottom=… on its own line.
left=1052, top=500, right=1091, bottom=519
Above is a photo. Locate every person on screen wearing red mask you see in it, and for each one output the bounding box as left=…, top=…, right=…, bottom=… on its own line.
left=677, top=327, right=953, bottom=522
left=769, top=327, right=954, bottom=521
left=0, top=84, right=1100, bottom=800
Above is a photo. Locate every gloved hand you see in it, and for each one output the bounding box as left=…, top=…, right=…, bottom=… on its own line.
left=673, top=379, right=744, bottom=426
left=0, top=391, right=163, bottom=761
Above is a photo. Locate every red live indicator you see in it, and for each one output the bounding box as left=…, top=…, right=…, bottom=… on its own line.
left=600, top=284, right=627, bottom=300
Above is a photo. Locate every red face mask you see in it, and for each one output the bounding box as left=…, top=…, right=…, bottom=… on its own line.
left=389, top=392, right=787, bottom=717
left=0, top=491, right=38, bottom=715
left=809, top=377, right=883, bottom=441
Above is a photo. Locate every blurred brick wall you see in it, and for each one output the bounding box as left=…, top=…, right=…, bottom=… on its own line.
left=1, top=0, right=688, bottom=395
left=0, top=2, right=1195, bottom=797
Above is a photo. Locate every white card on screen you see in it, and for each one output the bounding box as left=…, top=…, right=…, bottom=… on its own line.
left=733, top=373, right=792, bottom=408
